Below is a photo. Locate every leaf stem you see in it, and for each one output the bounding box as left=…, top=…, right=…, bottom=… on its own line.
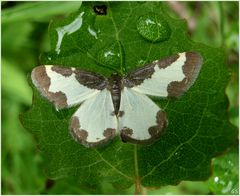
left=134, top=144, right=143, bottom=194
left=135, top=177, right=142, bottom=194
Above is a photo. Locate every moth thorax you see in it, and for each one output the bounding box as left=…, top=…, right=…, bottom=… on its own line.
left=109, top=73, right=122, bottom=115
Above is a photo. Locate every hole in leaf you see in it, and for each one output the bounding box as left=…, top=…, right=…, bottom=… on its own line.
left=93, top=5, right=107, bottom=15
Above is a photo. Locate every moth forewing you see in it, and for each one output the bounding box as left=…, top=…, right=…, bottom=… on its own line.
left=124, top=52, right=203, bottom=98
left=31, top=65, right=106, bottom=109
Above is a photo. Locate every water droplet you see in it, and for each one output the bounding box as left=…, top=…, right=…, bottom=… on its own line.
left=97, top=41, right=123, bottom=68
left=104, top=51, right=115, bottom=57
left=55, top=12, right=85, bottom=54
left=88, top=26, right=98, bottom=39
left=40, top=52, right=57, bottom=64
left=137, top=13, right=171, bottom=42
left=214, top=176, right=219, bottom=182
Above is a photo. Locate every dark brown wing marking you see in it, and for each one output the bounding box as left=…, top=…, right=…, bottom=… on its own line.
left=120, top=111, right=167, bottom=144
left=74, top=69, right=108, bottom=90
left=31, top=66, right=68, bottom=108
left=167, top=52, right=203, bottom=97
left=51, top=66, right=73, bottom=77
left=50, top=65, right=108, bottom=90
left=124, top=54, right=180, bottom=87
left=70, top=116, right=116, bottom=148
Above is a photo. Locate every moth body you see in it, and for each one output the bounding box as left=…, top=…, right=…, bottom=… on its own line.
left=108, top=73, right=122, bottom=116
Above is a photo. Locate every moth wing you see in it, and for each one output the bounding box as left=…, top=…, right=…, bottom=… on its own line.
left=31, top=65, right=107, bottom=109
left=124, top=52, right=203, bottom=97
left=118, top=87, right=167, bottom=144
left=70, top=89, right=118, bottom=147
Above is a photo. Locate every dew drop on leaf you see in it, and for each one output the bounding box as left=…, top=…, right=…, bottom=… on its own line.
left=87, top=25, right=98, bottom=39
left=40, top=52, right=57, bottom=64
left=97, top=41, right=123, bottom=68
left=137, top=13, right=171, bottom=42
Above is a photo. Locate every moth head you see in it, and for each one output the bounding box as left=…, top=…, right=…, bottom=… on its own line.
left=109, top=72, right=122, bottom=82
left=110, top=72, right=119, bottom=77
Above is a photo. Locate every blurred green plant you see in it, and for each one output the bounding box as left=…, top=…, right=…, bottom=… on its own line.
left=1, top=1, right=238, bottom=195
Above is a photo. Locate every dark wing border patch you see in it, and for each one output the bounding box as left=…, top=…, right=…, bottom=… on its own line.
left=123, top=54, right=180, bottom=88
left=120, top=111, right=167, bottom=144
left=70, top=116, right=116, bottom=148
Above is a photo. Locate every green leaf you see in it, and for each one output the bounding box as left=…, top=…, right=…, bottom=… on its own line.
left=207, top=143, right=239, bottom=195
left=45, top=177, right=134, bottom=194
left=2, top=99, right=45, bottom=194
left=2, top=2, right=82, bottom=24
left=20, top=2, right=237, bottom=193
left=2, top=58, right=32, bottom=105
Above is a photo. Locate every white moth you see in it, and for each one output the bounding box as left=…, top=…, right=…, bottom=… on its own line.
left=31, top=52, right=202, bottom=147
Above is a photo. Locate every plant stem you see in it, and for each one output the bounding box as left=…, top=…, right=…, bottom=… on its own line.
left=134, top=145, right=143, bottom=194
left=218, top=2, right=225, bottom=48
left=135, top=176, right=142, bottom=194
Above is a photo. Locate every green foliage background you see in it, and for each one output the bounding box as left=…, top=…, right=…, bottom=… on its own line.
left=1, top=1, right=238, bottom=195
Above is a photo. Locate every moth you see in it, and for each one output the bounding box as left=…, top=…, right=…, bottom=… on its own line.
left=31, top=52, right=202, bottom=147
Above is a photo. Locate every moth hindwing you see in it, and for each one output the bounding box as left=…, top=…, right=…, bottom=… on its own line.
left=31, top=52, right=202, bottom=147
